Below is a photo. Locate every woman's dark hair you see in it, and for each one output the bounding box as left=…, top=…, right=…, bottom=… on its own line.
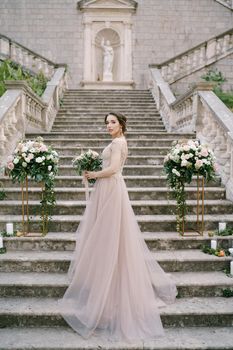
left=104, top=112, right=127, bottom=134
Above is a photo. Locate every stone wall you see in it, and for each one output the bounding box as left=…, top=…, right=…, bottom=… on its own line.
left=0, top=0, right=232, bottom=88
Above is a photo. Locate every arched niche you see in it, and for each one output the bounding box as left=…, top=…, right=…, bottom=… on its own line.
left=95, top=28, right=121, bottom=82
left=78, top=0, right=137, bottom=89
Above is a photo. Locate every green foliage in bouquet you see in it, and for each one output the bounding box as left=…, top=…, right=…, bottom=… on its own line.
left=72, top=149, right=102, bottom=184
left=164, top=139, right=216, bottom=233
left=0, top=59, right=48, bottom=98
left=6, top=136, right=59, bottom=235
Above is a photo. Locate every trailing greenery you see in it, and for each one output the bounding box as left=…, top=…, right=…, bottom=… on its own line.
left=0, top=182, right=6, bottom=200
left=201, top=244, right=230, bottom=257
left=201, top=69, right=233, bottom=111
left=215, top=227, right=233, bottom=236
left=0, top=59, right=48, bottom=98
left=222, top=288, right=233, bottom=297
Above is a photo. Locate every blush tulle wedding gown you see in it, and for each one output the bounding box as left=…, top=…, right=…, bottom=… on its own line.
left=58, top=136, right=177, bottom=342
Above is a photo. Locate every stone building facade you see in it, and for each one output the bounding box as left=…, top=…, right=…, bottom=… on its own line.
left=0, top=0, right=232, bottom=89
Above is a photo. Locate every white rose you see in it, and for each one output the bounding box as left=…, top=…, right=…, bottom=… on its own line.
left=22, top=153, right=27, bottom=158
left=48, top=165, right=52, bottom=171
left=172, top=168, right=180, bottom=177
left=35, top=157, right=43, bottom=163
left=13, top=158, right=19, bottom=164
left=22, top=162, right=27, bottom=167
left=25, top=157, right=31, bottom=163
left=22, top=146, right=28, bottom=153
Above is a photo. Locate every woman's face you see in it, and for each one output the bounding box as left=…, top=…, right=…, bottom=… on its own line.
left=106, top=114, right=122, bottom=138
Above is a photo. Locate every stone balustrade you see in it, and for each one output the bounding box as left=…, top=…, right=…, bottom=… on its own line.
left=150, top=67, right=233, bottom=201
left=149, top=29, right=233, bottom=85
left=0, top=34, right=65, bottom=79
left=0, top=67, right=67, bottom=167
left=215, top=0, right=233, bottom=9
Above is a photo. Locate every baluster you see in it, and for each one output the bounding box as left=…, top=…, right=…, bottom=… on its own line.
left=161, top=65, right=168, bottom=81
left=222, top=35, right=230, bottom=53
left=216, top=38, right=223, bottom=55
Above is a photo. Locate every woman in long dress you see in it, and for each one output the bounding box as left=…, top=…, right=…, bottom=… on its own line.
left=58, top=112, right=177, bottom=342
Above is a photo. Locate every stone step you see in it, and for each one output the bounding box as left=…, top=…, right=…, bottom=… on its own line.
left=57, top=165, right=165, bottom=176
left=0, top=271, right=232, bottom=298
left=3, top=232, right=232, bottom=252
left=61, top=101, right=157, bottom=106
left=1, top=199, right=232, bottom=216
left=54, top=112, right=162, bottom=121
left=52, top=126, right=166, bottom=132
left=29, top=132, right=187, bottom=140
left=27, top=132, right=193, bottom=140
left=2, top=186, right=226, bottom=201
left=0, top=175, right=221, bottom=188
left=0, top=213, right=231, bottom=233
left=54, top=154, right=188, bottom=166
left=31, top=138, right=183, bottom=147
left=57, top=111, right=160, bottom=116
left=0, top=249, right=231, bottom=273
left=0, top=297, right=232, bottom=328
left=60, top=106, right=159, bottom=112
left=0, top=327, right=233, bottom=350
left=57, top=154, right=166, bottom=165
left=41, top=146, right=171, bottom=156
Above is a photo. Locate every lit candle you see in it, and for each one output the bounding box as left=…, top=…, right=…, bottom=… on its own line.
left=231, top=261, right=233, bottom=276
left=219, top=222, right=226, bottom=232
left=211, top=239, right=217, bottom=250
left=6, top=223, right=14, bottom=235
left=0, top=236, right=3, bottom=249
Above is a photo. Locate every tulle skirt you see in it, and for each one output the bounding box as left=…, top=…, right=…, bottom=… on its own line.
left=58, top=173, right=177, bottom=342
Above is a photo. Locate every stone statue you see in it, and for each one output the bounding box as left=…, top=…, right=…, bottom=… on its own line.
left=101, top=38, right=114, bottom=81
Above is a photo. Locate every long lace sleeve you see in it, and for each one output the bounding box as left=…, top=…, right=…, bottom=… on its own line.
left=96, top=138, right=122, bottom=178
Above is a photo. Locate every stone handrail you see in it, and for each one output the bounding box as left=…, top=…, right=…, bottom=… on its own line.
left=0, top=33, right=66, bottom=79
left=149, top=28, right=233, bottom=84
left=0, top=67, right=67, bottom=166
left=150, top=67, right=233, bottom=201
left=215, top=0, right=233, bottom=9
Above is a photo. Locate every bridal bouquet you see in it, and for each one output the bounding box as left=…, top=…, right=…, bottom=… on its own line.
left=72, top=149, right=102, bottom=184
left=164, top=139, right=216, bottom=232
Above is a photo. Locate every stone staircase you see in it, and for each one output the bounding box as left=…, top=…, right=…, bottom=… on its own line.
left=0, top=89, right=233, bottom=349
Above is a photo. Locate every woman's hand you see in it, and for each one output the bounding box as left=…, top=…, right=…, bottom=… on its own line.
left=85, top=171, right=97, bottom=180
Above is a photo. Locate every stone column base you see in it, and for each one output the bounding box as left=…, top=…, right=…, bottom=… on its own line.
left=80, top=81, right=135, bottom=90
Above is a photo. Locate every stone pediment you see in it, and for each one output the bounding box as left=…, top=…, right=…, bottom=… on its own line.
left=77, top=0, right=138, bottom=11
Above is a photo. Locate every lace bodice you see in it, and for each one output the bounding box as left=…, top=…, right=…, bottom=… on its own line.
left=102, top=137, right=128, bottom=175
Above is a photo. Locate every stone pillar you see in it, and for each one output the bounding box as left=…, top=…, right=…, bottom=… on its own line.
left=83, top=20, right=92, bottom=81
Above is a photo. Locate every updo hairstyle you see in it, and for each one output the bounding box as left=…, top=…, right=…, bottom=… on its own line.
left=104, top=112, right=127, bottom=134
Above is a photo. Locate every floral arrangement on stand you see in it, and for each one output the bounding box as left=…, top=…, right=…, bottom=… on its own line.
left=6, top=136, right=59, bottom=235
left=164, top=139, right=216, bottom=233
left=72, top=149, right=102, bottom=184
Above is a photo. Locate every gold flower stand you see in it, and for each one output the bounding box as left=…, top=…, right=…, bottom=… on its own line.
left=180, top=174, right=204, bottom=237
left=21, top=177, right=48, bottom=237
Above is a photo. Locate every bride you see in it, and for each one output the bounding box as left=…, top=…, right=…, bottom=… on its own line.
left=58, top=112, right=177, bottom=342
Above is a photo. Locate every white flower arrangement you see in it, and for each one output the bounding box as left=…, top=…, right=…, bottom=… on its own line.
left=164, top=139, right=216, bottom=233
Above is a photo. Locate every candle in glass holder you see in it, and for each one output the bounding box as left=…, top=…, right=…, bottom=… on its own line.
left=0, top=236, right=3, bottom=248
left=211, top=239, right=217, bottom=250
left=231, top=261, right=233, bottom=276
left=6, top=223, right=14, bottom=235
left=219, top=222, right=226, bottom=232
